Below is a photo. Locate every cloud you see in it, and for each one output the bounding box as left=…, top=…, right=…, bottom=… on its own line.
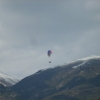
left=84, top=0, right=100, bottom=10
left=0, top=0, right=100, bottom=78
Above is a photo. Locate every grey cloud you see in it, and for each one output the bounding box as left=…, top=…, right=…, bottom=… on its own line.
left=0, top=0, right=100, bottom=78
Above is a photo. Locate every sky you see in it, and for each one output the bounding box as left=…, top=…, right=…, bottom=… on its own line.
left=0, top=0, right=100, bottom=79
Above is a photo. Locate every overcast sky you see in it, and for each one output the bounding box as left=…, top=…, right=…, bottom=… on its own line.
left=0, top=0, right=100, bottom=79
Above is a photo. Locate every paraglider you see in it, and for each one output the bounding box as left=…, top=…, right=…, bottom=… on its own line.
left=47, top=50, right=52, bottom=63
left=49, top=61, right=51, bottom=63
left=47, top=50, right=52, bottom=57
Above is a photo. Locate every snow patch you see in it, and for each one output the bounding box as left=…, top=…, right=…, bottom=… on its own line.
left=72, top=61, right=87, bottom=69
left=72, top=55, right=100, bottom=69
left=77, top=55, right=100, bottom=61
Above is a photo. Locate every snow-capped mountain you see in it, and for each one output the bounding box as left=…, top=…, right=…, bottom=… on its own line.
left=33, top=55, right=100, bottom=75
left=12, top=55, right=100, bottom=100
left=0, top=71, right=19, bottom=87
left=63, top=55, right=100, bottom=68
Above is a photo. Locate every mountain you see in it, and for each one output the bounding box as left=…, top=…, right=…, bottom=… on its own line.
left=0, top=71, right=19, bottom=87
left=12, top=55, right=100, bottom=100
left=0, top=72, right=20, bottom=100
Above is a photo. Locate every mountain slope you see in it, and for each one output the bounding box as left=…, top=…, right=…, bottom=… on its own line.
left=0, top=71, right=19, bottom=87
left=12, top=56, right=100, bottom=100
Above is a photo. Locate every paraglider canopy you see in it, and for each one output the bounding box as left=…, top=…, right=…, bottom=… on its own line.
left=47, top=50, right=52, bottom=63
left=47, top=50, right=52, bottom=57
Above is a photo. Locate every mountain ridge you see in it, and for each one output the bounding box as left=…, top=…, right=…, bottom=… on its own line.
left=12, top=55, right=100, bottom=100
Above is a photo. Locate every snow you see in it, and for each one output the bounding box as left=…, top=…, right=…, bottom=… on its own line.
left=72, top=61, right=87, bottom=69
left=66, top=55, right=100, bottom=65
left=77, top=55, right=100, bottom=61
left=72, top=55, right=100, bottom=69
left=0, top=71, right=19, bottom=86
left=59, top=55, right=100, bottom=69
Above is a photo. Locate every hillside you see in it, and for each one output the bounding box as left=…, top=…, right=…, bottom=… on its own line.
left=12, top=56, right=100, bottom=100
